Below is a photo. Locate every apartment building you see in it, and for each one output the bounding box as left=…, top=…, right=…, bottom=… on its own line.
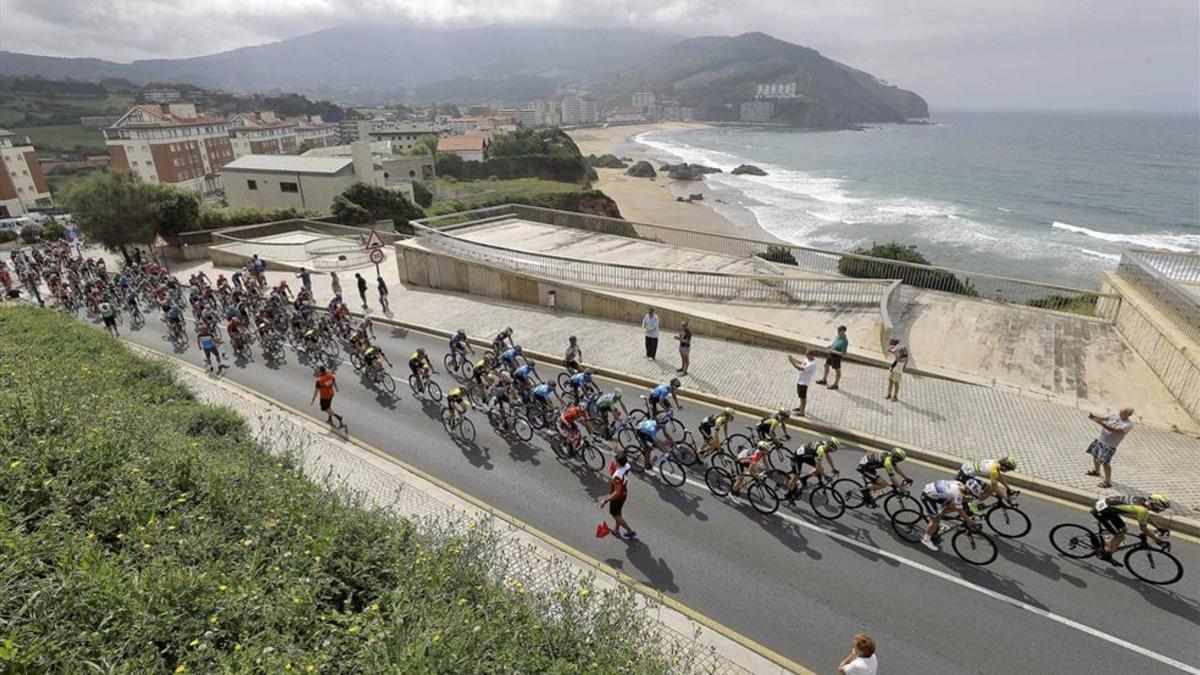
left=228, top=111, right=299, bottom=158
left=338, top=118, right=376, bottom=142
left=368, top=123, right=437, bottom=153
left=631, top=92, right=657, bottom=110
left=293, top=115, right=340, bottom=150
left=560, top=97, right=598, bottom=125
left=105, top=103, right=234, bottom=194
left=0, top=129, right=52, bottom=216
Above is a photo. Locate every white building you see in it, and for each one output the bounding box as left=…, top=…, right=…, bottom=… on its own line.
left=221, top=143, right=412, bottom=212
left=227, top=111, right=299, bottom=158
left=756, top=82, right=797, bottom=99
left=104, top=103, right=234, bottom=195
left=368, top=124, right=438, bottom=153
left=560, top=97, right=598, bottom=125
left=631, top=92, right=657, bottom=110
left=0, top=129, right=52, bottom=216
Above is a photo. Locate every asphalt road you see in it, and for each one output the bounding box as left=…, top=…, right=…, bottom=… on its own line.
left=95, top=310, right=1200, bottom=674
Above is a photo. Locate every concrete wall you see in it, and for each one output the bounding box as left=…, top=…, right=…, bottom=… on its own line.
left=1103, top=275, right=1200, bottom=421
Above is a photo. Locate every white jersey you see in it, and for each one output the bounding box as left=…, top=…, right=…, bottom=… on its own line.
left=960, top=459, right=1000, bottom=482
left=924, top=480, right=965, bottom=507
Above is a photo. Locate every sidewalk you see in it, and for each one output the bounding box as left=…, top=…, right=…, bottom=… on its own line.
left=129, top=342, right=790, bottom=675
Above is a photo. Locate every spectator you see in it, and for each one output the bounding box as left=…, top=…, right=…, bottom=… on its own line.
left=296, top=267, right=312, bottom=292
left=642, top=308, right=660, bottom=359
left=250, top=254, right=266, bottom=283
left=599, top=453, right=635, bottom=539
left=330, top=272, right=342, bottom=298
left=788, top=350, right=819, bottom=417
left=816, top=325, right=849, bottom=390
left=355, top=273, right=369, bottom=310
left=1086, top=407, right=1134, bottom=488
left=838, top=634, right=878, bottom=675
left=311, top=365, right=346, bottom=428
left=196, top=325, right=224, bottom=372
left=564, top=335, right=583, bottom=372
left=675, top=319, right=692, bottom=376
left=377, top=276, right=390, bottom=314
left=885, top=338, right=908, bottom=402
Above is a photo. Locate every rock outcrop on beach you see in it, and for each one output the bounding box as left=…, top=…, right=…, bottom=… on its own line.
left=731, top=164, right=768, bottom=176
left=663, top=163, right=721, bottom=180
left=625, top=161, right=657, bottom=178
left=596, top=32, right=929, bottom=128
left=588, top=153, right=628, bottom=169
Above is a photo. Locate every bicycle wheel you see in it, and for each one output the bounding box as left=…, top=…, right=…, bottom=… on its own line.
left=1049, top=523, right=1099, bottom=559
left=952, top=529, right=998, bottom=566
left=378, top=370, right=395, bottom=393
left=748, top=481, right=779, bottom=515
left=512, top=417, right=532, bottom=442
left=884, top=491, right=921, bottom=518
left=764, top=469, right=791, bottom=498
left=809, top=486, right=846, bottom=520
left=674, top=440, right=699, bottom=467
left=710, top=451, right=737, bottom=475
left=616, top=426, right=638, bottom=450
left=705, top=466, right=733, bottom=496
left=457, top=418, right=476, bottom=443
left=833, top=478, right=866, bottom=510
left=440, top=408, right=453, bottom=429
left=556, top=372, right=572, bottom=391
left=658, top=457, right=686, bottom=488
left=443, top=353, right=457, bottom=373
left=131, top=312, right=144, bottom=329
left=1123, top=546, right=1183, bottom=586
left=724, top=433, right=752, bottom=455
left=665, top=418, right=686, bottom=438
left=890, top=509, right=926, bottom=543
left=350, top=352, right=364, bottom=371
left=627, top=408, right=648, bottom=425
left=527, top=407, right=547, bottom=430
left=408, top=375, right=421, bottom=395
left=426, top=381, right=443, bottom=402
left=461, top=361, right=474, bottom=379
left=767, top=444, right=791, bottom=472
left=581, top=440, right=605, bottom=472
left=468, top=385, right=488, bottom=407
left=552, top=437, right=573, bottom=460
left=986, top=505, right=1031, bottom=539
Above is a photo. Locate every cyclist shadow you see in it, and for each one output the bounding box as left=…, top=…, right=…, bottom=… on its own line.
left=451, top=431, right=492, bottom=470
left=742, top=504, right=820, bottom=561
left=996, top=541, right=1089, bottom=588
left=604, top=541, right=680, bottom=594
left=818, top=511, right=904, bottom=568
left=643, top=472, right=708, bottom=522
left=1053, top=557, right=1200, bottom=624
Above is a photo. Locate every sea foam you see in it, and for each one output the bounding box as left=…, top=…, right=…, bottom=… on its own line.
left=1051, top=221, right=1200, bottom=253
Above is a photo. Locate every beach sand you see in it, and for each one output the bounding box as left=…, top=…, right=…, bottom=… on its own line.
left=567, top=123, right=778, bottom=241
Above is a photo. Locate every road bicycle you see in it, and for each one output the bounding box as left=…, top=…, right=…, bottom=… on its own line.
left=704, top=460, right=788, bottom=515
left=1049, top=522, right=1182, bottom=585
left=626, top=400, right=687, bottom=437
left=551, top=426, right=606, bottom=472
left=784, top=471, right=848, bottom=521
left=834, top=478, right=921, bottom=518
left=441, top=405, right=476, bottom=443
left=408, top=369, right=443, bottom=402
left=891, top=505, right=999, bottom=566
left=367, top=364, right=397, bottom=394
left=444, top=350, right=475, bottom=378
left=485, top=404, right=534, bottom=442
left=167, top=320, right=188, bottom=348
left=947, top=491, right=1031, bottom=539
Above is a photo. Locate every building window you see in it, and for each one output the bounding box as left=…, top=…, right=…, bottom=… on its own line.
left=280, top=182, right=299, bottom=193
left=247, top=180, right=258, bottom=191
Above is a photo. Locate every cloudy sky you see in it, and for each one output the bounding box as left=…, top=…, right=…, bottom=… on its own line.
left=1, top=0, right=1197, bottom=110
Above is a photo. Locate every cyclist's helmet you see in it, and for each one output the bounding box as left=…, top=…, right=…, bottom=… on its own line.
left=504, top=326, right=513, bottom=336
left=669, top=377, right=681, bottom=388
left=1148, top=493, right=1170, bottom=510
left=416, top=347, right=426, bottom=355
left=999, top=457, right=1016, bottom=471
left=723, top=407, right=735, bottom=419
left=455, top=328, right=465, bottom=337
left=890, top=447, right=908, bottom=461
left=513, top=345, right=523, bottom=355
left=826, top=437, right=842, bottom=451
left=776, top=409, right=791, bottom=420
left=965, top=479, right=986, bottom=495
left=612, top=387, right=623, bottom=399
left=525, top=360, right=536, bottom=370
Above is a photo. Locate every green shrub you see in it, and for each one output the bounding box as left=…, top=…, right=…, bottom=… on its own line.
left=838, top=241, right=973, bottom=294
left=754, top=245, right=798, bottom=266
left=18, top=223, right=42, bottom=243
left=0, top=229, right=18, bottom=243
left=1026, top=293, right=1098, bottom=316
left=42, top=220, right=67, bottom=241
left=0, top=306, right=680, bottom=673
left=411, top=180, right=434, bottom=208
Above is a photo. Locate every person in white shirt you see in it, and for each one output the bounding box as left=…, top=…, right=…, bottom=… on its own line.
left=1085, top=406, right=1134, bottom=489
left=885, top=338, right=908, bottom=402
left=838, top=634, right=878, bottom=675
left=642, top=308, right=660, bottom=359
left=788, top=350, right=819, bottom=417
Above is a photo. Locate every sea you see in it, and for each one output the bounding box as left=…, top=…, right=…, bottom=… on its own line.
left=634, top=109, right=1200, bottom=289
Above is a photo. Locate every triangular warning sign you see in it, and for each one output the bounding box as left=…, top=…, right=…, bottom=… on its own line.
left=153, top=235, right=169, bottom=248
left=365, top=229, right=385, bottom=250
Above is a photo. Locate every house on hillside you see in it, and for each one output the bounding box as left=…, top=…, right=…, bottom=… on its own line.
left=437, top=135, right=488, bottom=162
left=105, top=103, right=233, bottom=195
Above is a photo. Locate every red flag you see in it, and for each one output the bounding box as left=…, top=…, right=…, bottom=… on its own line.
left=595, top=521, right=611, bottom=538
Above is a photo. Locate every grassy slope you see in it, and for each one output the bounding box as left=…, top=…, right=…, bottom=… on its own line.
left=427, top=178, right=586, bottom=216
left=9, top=125, right=107, bottom=155
left=0, top=306, right=673, bottom=673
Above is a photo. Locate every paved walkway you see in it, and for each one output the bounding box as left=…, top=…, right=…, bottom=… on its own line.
left=135, top=343, right=773, bottom=675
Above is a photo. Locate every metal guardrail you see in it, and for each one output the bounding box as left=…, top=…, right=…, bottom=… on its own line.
left=418, top=204, right=1122, bottom=321
left=212, top=222, right=400, bottom=271
left=411, top=222, right=891, bottom=307
left=1127, top=248, right=1200, bottom=283
left=1118, top=250, right=1200, bottom=346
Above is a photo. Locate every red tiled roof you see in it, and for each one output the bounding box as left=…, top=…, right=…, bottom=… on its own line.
left=114, top=104, right=228, bottom=128
left=438, top=135, right=487, bottom=152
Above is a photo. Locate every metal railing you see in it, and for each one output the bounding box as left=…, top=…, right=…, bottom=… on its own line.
left=418, top=204, right=1122, bottom=321
left=411, top=222, right=890, bottom=307
left=1118, top=250, right=1200, bottom=346
left=1126, top=248, right=1200, bottom=283
left=211, top=221, right=398, bottom=270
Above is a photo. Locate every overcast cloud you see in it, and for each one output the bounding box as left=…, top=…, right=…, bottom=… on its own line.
left=1, top=0, right=1196, bottom=110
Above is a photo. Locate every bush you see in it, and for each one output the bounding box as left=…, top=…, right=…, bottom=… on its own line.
left=331, top=194, right=372, bottom=225
left=331, top=182, right=423, bottom=232
left=411, top=180, right=434, bottom=208
left=42, top=220, right=67, bottom=241
left=0, top=229, right=17, bottom=244
left=838, top=241, right=973, bottom=294
left=18, top=223, right=43, bottom=244
left=194, top=205, right=315, bottom=231
left=755, top=245, right=798, bottom=266
left=0, top=306, right=680, bottom=673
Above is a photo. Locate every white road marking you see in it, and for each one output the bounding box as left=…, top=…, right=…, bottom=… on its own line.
left=675, top=476, right=1200, bottom=674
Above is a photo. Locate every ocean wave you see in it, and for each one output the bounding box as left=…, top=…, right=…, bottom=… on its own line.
left=1080, top=248, right=1122, bottom=263
left=996, top=207, right=1013, bottom=213
left=1051, top=221, right=1200, bottom=253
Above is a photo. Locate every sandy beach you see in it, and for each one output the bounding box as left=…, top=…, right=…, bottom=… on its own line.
left=567, top=123, right=777, bottom=241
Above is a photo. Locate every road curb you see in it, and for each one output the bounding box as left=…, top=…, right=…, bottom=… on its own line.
left=360, top=311, right=1200, bottom=540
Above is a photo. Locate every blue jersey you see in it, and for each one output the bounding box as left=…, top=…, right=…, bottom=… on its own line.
left=649, top=383, right=672, bottom=402
left=637, top=419, right=660, bottom=438
left=501, top=348, right=519, bottom=364
left=166, top=306, right=182, bottom=320
left=225, top=306, right=239, bottom=320
left=531, top=383, right=554, bottom=400
left=513, top=364, right=535, bottom=381
left=570, top=372, right=592, bottom=388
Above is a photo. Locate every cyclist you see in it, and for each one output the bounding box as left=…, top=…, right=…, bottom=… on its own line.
left=470, top=355, right=492, bottom=390
left=449, top=328, right=474, bottom=366
left=492, top=326, right=514, bottom=354
left=165, top=302, right=184, bottom=337
left=499, top=344, right=524, bottom=371
left=512, top=360, right=541, bottom=387
left=356, top=312, right=375, bottom=340
left=124, top=287, right=140, bottom=315
left=558, top=402, right=588, bottom=450
left=567, top=369, right=595, bottom=402
left=485, top=369, right=514, bottom=424
left=784, top=437, right=841, bottom=502
left=593, top=388, right=629, bottom=437
left=647, top=378, right=682, bottom=417
left=301, top=325, right=322, bottom=355
left=856, top=448, right=913, bottom=508
left=530, top=381, right=559, bottom=417
left=1091, top=494, right=1171, bottom=565
left=731, top=440, right=772, bottom=496
left=957, top=457, right=1017, bottom=507
left=755, top=409, right=791, bottom=443
left=920, top=479, right=984, bottom=551
left=635, top=416, right=675, bottom=468
left=698, top=408, right=736, bottom=458
left=445, top=386, right=469, bottom=424
left=408, top=347, right=435, bottom=387
left=362, top=343, right=393, bottom=378
left=226, top=315, right=245, bottom=352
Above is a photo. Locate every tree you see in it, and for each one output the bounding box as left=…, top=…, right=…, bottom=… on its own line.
left=155, top=187, right=201, bottom=235
left=64, top=170, right=161, bottom=262
left=411, top=181, right=433, bottom=208
left=331, top=194, right=372, bottom=226
left=332, top=183, right=423, bottom=232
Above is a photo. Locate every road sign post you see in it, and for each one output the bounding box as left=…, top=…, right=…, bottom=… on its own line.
left=369, top=248, right=384, bottom=277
